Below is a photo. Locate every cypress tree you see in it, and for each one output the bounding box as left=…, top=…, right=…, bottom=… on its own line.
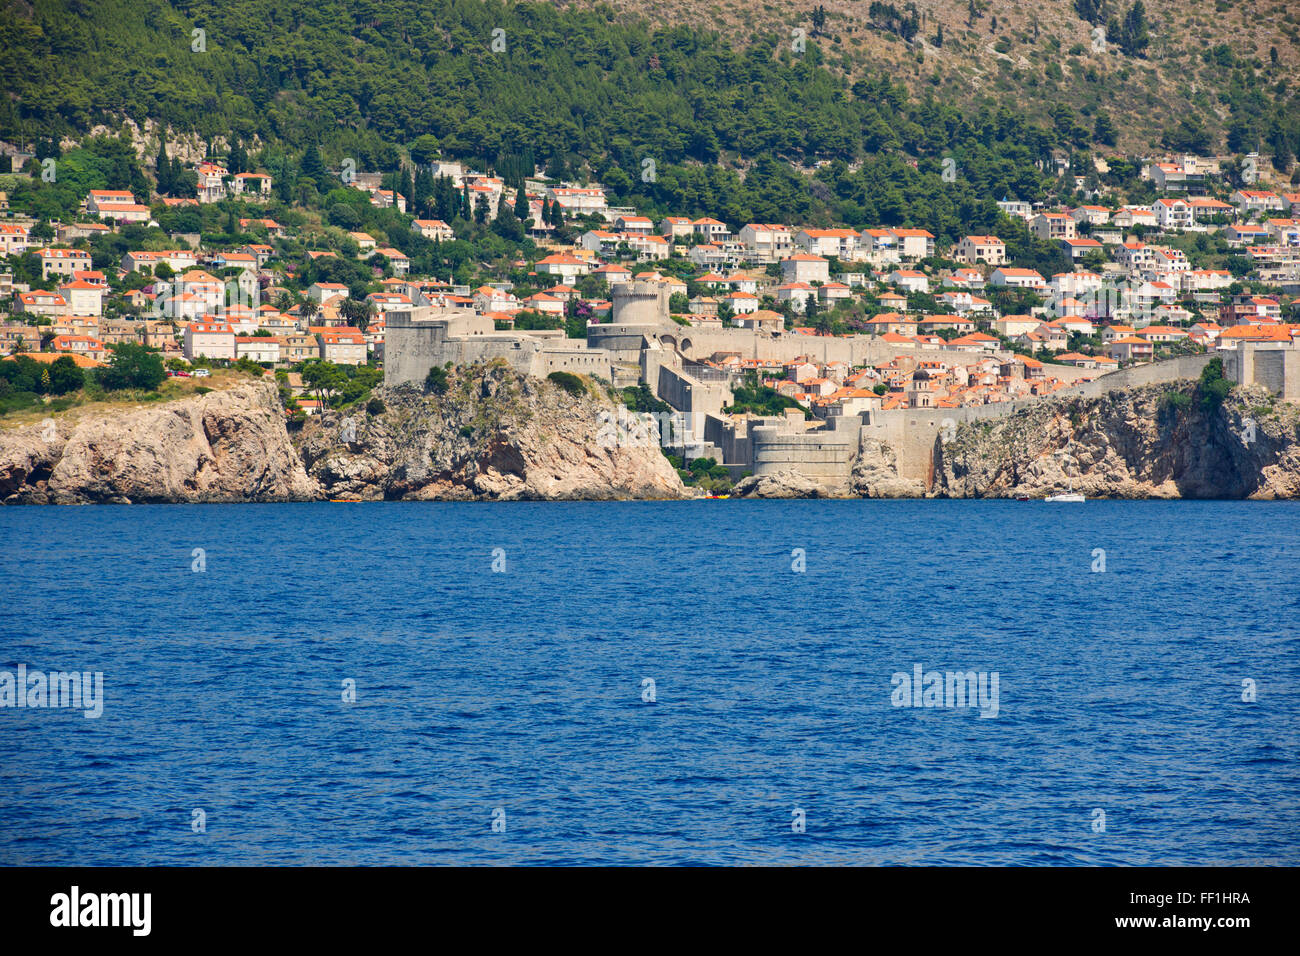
left=155, top=140, right=172, bottom=194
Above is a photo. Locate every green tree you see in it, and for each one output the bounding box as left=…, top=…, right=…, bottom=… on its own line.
left=46, top=355, right=86, bottom=395
left=410, top=135, right=441, bottom=167
left=98, top=343, right=165, bottom=391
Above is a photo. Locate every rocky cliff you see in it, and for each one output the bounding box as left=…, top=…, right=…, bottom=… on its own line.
left=850, top=437, right=927, bottom=498
left=934, top=382, right=1300, bottom=499
left=0, top=381, right=317, bottom=504
left=295, top=362, right=688, bottom=500
left=7, top=372, right=1296, bottom=504
left=0, top=365, right=690, bottom=504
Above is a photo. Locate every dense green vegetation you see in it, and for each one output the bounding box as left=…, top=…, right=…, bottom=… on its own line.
left=725, top=370, right=809, bottom=419
left=1197, top=356, right=1232, bottom=411
left=98, top=343, right=167, bottom=392
left=0, top=355, right=86, bottom=414
left=0, top=344, right=175, bottom=416
left=6, top=0, right=1293, bottom=246
left=298, top=359, right=381, bottom=408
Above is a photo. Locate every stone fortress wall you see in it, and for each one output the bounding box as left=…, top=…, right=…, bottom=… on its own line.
left=386, top=280, right=1295, bottom=492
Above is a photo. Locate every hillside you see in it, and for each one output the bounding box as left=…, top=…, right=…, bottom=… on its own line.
left=557, top=0, right=1300, bottom=154
left=2, top=0, right=1295, bottom=195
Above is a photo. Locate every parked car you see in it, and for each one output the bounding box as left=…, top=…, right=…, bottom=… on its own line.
left=192, top=368, right=211, bottom=378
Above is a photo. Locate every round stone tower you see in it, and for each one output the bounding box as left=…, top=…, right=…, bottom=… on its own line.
left=612, top=280, right=670, bottom=326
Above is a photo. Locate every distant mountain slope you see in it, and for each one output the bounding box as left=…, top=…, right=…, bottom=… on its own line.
left=0, top=0, right=1294, bottom=233
left=560, top=0, right=1300, bottom=152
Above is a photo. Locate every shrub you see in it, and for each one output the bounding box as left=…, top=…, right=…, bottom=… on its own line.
left=547, top=371, right=585, bottom=396
left=424, top=363, right=450, bottom=394
left=366, top=397, right=386, bottom=416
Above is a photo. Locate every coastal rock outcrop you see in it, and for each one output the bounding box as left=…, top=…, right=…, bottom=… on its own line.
left=0, top=381, right=319, bottom=504
left=732, top=469, right=831, bottom=498
left=295, top=362, right=689, bottom=500
left=934, top=382, right=1300, bottom=499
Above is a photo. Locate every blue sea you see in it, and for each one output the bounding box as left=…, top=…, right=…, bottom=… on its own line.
left=1, top=500, right=1297, bottom=866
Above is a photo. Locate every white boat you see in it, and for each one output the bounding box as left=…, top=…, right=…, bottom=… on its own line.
left=1044, top=478, right=1085, bottom=502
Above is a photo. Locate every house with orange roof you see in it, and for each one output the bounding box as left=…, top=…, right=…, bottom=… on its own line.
left=235, top=335, right=281, bottom=364
left=1071, top=205, right=1112, bottom=226
left=1187, top=197, right=1234, bottom=223
left=372, top=247, right=409, bottom=275
left=58, top=279, right=104, bottom=317
left=412, top=219, right=455, bottom=241
left=615, top=215, right=653, bottom=234
left=592, top=263, right=632, bottom=285
left=14, top=290, right=69, bottom=320
left=57, top=221, right=112, bottom=243
left=1107, top=335, right=1154, bottom=362
left=888, top=269, right=929, bottom=294
left=522, top=292, right=565, bottom=316
left=878, top=331, right=918, bottom=348
left=239, top=217, right=283, bottom=236
left=990, top=267, right=1046, bottom=290
left=775, top=282, right=815, bottom=310
left=953, top=235, right=1006, bottom=266
left=734, top=309, right=784, bottom=333
left=86, top=189, right=150, bottom=222
left=546, top=186, right=606, bottom=215
left=1213, top=324, right=1292, bottom=350
left=862, top=313, right=918, bottom=336
left=917, top=315, right=975, bottom=334
left=795, top=228, right=859, bottom=259
left=37, top=248, right=92, bottom=280
left=724, top=290, right=760, bottom=314
left=1136, top=325, right=1188, bottom=344
left=779, top=254, right=830, bottom=285
left=231, top=172, right=272, bottom=197
left=543, top=284, right=580, bottom=303
left=817, top=282, right=852, bottom=306
left=536, top=253, right=591, bottom=279
left=49, top=334, right=107, bottom=362
left=0, top=223, right=30, bottom=256
left=1231, top=189, right=1285, bottom=218
left=183, top=320, right=236, bottom=361
left=889, top=228, right=936, bottom=259
left=1062, top=237, right=1104, bottom=259
left=369, top=189, right=407, bottom=213
left=471, top=286, right=519, bottom=313
left=947, top=332, right=1001, bottom=353
left=738, top=223, right=794, bottom=262
left=312, top=326, right=367, bottom=365
left=658, top=216, right=694, bottom=240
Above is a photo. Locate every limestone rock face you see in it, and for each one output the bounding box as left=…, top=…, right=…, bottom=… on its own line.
left=295, top=363, right=689, bottom=501
left=733, top=469, right=830, bottom=499
left=0, top=381, right=318, bottom=504
left=850, top=437, right=926, bottom=498
left=934, top=383, right=1300, bottom=499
